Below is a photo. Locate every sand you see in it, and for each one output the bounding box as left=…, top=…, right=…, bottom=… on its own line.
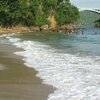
left=0, top=39, right=54, bottom=100
left=0, top=26, right=30, bottom=34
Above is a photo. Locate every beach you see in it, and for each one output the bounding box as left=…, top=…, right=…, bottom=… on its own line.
left=0, top=27, right=100, bottom=100
left=0, top=38, right=54, bottom=100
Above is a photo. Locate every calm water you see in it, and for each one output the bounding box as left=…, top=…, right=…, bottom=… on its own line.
left=13, top=25, right=100, bottom=56
left=1, top=25, right=100, bottom=100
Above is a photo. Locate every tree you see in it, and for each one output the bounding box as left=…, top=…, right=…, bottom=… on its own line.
left=94, top=18, right=100, bottom=27
left=56, top=2, right=79, bottom=25
left=0, top=0, right=79, bottom=27
left=0, top=0, right=9, bottom=26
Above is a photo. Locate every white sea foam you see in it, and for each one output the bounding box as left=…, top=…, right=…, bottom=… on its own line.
left=6, top=36, right=100, bottom=100
left=0, top=33, right=16, bottom=37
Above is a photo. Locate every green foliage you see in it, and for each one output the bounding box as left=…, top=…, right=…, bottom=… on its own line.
left=34, top=14, right=50, bottom=26
left=42, top=0, right=57, bottom=17
left=0, top=0, right=79, bottom=27
left=56, top=2, right=79, bottom=25
left=94, top=18, right=100, bottom=27
left=76, top=10, right=100, bottom=25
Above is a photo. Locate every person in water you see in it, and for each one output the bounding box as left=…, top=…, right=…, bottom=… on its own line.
left=81, top=29, right=84, bottom=35
left=67, top=30, right=74, bottom=35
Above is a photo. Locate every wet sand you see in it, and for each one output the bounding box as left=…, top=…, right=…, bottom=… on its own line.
left=0, top=39, right=54, bottom=100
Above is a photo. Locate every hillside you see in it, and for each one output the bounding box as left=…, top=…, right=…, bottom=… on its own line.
left=76, top=10, right=100, bottom=25
left=0, top=0, right=79, bottom=29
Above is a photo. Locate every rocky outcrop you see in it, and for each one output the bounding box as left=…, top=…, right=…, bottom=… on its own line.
left=48, top=15, right=57, bottom=29
left=29, top=26, right=40, bottom=32
left=40, top=24, right=49, bottom=31
left=57, top=24, right=76, bottom=32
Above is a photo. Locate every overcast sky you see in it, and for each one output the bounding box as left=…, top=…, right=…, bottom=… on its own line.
left=70, top=0, right=100, bottom=9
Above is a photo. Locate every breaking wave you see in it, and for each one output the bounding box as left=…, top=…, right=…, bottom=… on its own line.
left=5, top=35, right=100, bottom=100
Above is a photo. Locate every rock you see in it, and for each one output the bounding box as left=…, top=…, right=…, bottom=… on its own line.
left=48, top=15, right=57, bottom=29
left=40, top=24, right=49, bottom=31
left=57, top=24, right=76, bottom=32
left=29, top=26, right=40, bottom=32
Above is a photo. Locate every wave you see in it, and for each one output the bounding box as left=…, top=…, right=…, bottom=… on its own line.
left=5, top=35, right=100, bottom=100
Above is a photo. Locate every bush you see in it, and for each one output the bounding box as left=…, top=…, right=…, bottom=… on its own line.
left=56, top=2, right=79, bottom=25
left=94, top=19, right=100, bottom=27
left=0, top=0, right=79, bottom=27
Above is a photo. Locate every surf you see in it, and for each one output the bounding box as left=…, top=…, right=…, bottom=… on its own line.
left=5, top=34, right=100, bottom=100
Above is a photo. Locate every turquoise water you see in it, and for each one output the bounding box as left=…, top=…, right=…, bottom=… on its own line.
left=1, top=25, right=100, bottom=100
left=14, top=25, right=100, bottom=56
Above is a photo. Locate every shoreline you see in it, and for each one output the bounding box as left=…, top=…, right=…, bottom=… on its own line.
left=0, top=37, right=54, bottom=100
left=0, top=26, right=30, bottom=34
left=0, top=24, right=77, bottom=34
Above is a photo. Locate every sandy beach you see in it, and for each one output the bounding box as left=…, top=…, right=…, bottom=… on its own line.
left=0, top=38, right=54, bottom=100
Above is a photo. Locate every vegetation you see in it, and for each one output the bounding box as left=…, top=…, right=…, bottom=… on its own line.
left=76, top=10, right=100, bottom=25
left=0, top=0, right=79, bottom=28
left=56, top=2, right=79, bottom=25
left=94, top=18, right=100, bottom=27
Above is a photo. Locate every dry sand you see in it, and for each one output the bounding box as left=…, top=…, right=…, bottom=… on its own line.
left=0, top=39, right=54, bottom=100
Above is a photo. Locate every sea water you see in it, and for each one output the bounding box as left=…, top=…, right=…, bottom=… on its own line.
left=1, top=25, right=100, bottom=100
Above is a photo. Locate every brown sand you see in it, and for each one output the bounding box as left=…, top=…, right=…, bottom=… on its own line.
left=0, top=40, right=54, bottom=100
left=0, top=26, right=30, bottom=34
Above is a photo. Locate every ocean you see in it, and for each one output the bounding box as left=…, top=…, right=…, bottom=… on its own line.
left=0, top=25, right=100, bottom=100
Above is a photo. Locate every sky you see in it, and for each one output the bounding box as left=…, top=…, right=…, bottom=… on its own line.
left=70, top=0, right=100, bottom=9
